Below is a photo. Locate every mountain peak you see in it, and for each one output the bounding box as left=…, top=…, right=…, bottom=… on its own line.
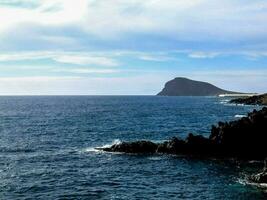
left=157, top=77, right=238, bottom=96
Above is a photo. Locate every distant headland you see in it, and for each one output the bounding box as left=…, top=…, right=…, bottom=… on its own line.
left=157, top=77, right=252, bottom=96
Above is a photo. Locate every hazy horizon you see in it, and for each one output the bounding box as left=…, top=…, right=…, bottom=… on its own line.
left=1, top=0, right=267, bottom=95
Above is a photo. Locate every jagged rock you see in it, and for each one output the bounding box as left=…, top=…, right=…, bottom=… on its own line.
left=209, top=107, right=267, bottom=159
left=156, top=137, right=185, bottom=154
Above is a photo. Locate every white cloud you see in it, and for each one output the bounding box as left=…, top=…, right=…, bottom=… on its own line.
left=188, top=52, right=220, bottom=59
left=0, top=0, right=88, bottom=31
left=1, top=0, right=267, bottom=43
left=52, top=68, right=119, bottom=74
left=52, top=55, right=119, bottom=66
left=0, top=51, right=119, bottom=67
left=138, top=55, right=172, bottom=62
left=0, top=51, right=48, bottom=61
left=184, top=50, right=267, bottom=59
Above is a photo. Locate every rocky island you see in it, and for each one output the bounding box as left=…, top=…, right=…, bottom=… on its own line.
left=157, top=77, right=240, bottom=96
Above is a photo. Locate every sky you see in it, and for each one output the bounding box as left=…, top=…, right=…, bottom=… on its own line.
left=0, top=0, right=267, bottom=95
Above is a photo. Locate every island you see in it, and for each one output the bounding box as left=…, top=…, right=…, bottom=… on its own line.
left=157, top=77, right=240, bottom=96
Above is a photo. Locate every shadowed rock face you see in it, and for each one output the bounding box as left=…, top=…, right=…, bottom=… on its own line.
left=157, top=77, right=237, bottom=96
left=230, top=93, right=267, bottom=105
left=99, top=107, right=267, bottom=160
left=209, top=107, right=267, bottom=159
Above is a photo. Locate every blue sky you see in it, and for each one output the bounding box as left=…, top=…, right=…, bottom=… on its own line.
left=0, top=0, right=267, bottom=95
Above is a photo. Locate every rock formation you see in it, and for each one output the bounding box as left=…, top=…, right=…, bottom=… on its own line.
left=157, top=77, right=239, bottom=96
left=98, top=107, right=267, bottom=160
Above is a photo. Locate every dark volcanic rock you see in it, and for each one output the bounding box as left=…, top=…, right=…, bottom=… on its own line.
left=157, top=77, right=238, bottom=96
left=156, top=134, right=216, bottom=155
left=99, top=107, right=267, bottom=160
left=101, top=141, right=158, bottom=154
left=156, top=137, right=185, bottom=154
left=230, top=93, right=267, bottom=105
left=209, top=107, right=267, bottom=159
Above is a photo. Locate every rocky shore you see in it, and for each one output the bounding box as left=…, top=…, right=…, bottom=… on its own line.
left=230, top=93, right=267, bottom=105
left=99, top=107, right=267, bottom=160
left=97, top=107, right=267, bottom=184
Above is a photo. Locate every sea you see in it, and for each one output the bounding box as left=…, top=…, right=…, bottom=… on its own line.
left=0, top=96, right=266, bottom=199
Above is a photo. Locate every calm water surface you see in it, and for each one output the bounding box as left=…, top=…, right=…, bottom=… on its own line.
left=0, top=96, right=266, bottom=199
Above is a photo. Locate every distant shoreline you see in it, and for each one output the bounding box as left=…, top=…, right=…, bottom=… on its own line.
left=218, top=93, right=257, bottom=97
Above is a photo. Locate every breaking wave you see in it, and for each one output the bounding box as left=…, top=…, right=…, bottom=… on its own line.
left=83, top=139, right=122, bottom=153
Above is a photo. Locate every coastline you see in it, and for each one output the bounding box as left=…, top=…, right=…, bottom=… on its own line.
left=97, top=104, right=267, bottom=186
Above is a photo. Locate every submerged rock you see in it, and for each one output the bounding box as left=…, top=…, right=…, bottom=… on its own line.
left=99, top=107, right=267, bottom=159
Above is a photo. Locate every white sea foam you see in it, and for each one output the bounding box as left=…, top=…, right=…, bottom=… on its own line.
left=224, top=103, right=246, bottom=107
left=220, top=99, right=230, bottom=104
left=219, top=101, right=230, bottom=105
left=84, top=147, right=100, bottom=153
left=238, top=178, right=267, bottom=190
left=234, top=114, right=247, bottom=118
left=147, top=156, right=164, bottom=161
left=150, top=139, right=166, bottom=144
left=102, top=139, right=122, bottom=148
left=83, top=139, right=122, bottom=153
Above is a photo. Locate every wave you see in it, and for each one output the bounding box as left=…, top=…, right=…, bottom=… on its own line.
left=234, top=114, right=247, bottom=118
left=83, top=139, right=122, bottom=153
left=238, top=178, right=267, bottom=190
left=219, top=99, right=230, bottom=104
left=147, top=156, right=164, bottom=161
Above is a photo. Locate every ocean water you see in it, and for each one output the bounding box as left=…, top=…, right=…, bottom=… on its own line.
left=0, top=96, right=266, bottom=199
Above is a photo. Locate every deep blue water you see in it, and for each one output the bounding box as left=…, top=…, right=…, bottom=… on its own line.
left=0, top=96, right=266, bottom=199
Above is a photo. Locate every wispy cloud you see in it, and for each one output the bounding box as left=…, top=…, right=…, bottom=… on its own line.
left=138, top=55, right=173, bottom=62
left=188, top=52, right=220, bottom=59
left=52, top=68, right=119, bottom=74
left=185, top=50, right=267, bottom=59
left=0, top=51, right=119, bottom=66
left=52, top=55, right=119, bottom=66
